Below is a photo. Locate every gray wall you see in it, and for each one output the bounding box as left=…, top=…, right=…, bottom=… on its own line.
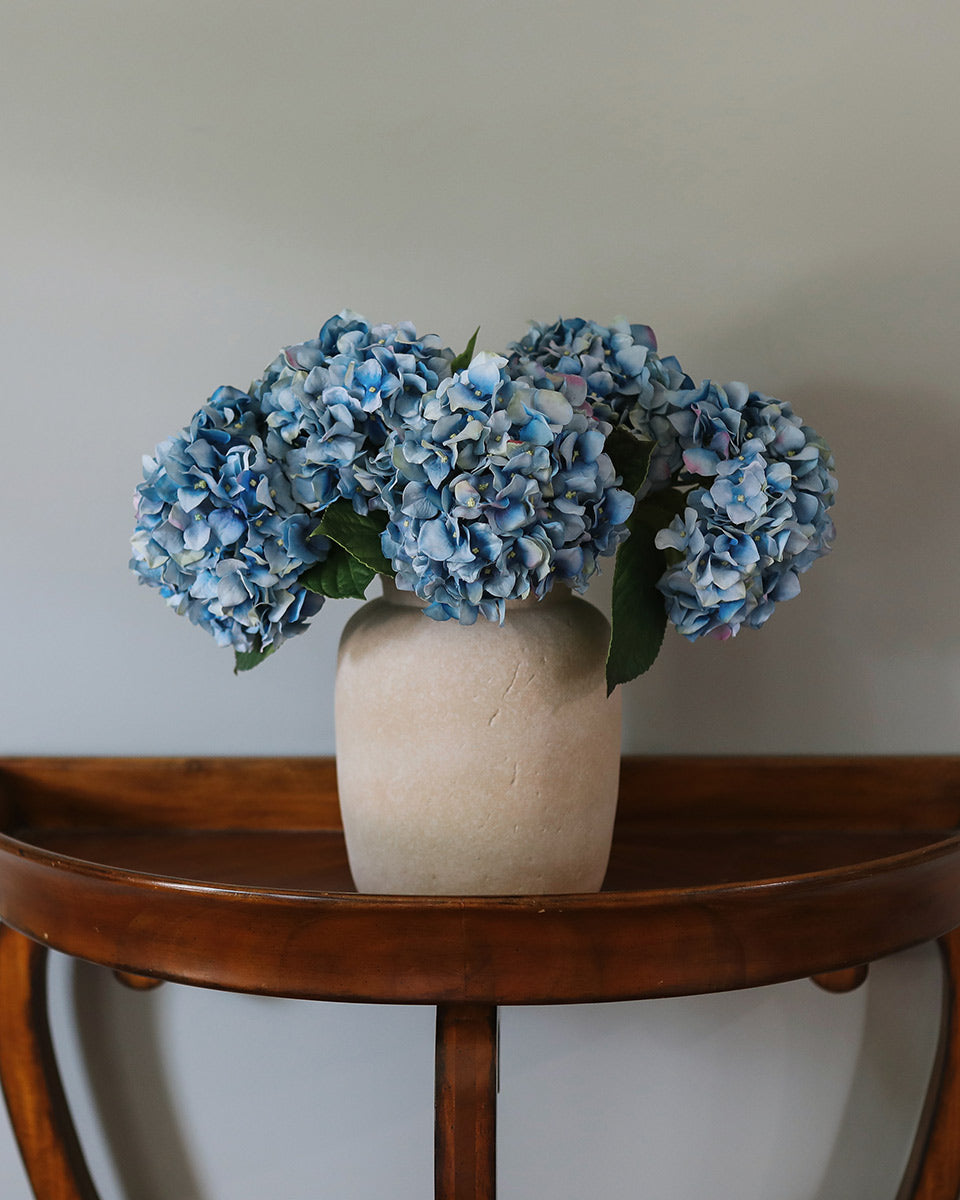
left=1, top=0, right=957, bottom=1195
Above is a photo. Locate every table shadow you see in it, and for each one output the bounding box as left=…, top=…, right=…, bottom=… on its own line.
left=812, top=944, right=943, bottom=1200
left=70, top=961, right=207, bottom=1200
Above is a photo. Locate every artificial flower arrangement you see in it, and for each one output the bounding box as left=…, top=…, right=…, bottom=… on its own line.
left=131, top=312, right=836, bottom=692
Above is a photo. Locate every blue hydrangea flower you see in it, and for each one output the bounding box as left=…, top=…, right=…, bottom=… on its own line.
left=132, top=313, right=836, bottom=670
left=130, top=385, right=327, bottom=652
left=652, top=381, right=836, bottom=640
left=253, top=310, right=456, bottom=515
left=506, top=316, right=694, bottom=493
left=380, top=352, right=635, bottom=623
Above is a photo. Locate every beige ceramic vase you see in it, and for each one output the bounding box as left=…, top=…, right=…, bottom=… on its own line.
left=335, top=579, right=622, bottom=895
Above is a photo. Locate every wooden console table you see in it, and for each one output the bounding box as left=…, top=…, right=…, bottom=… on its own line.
left=0, top=756, right=959, bottom=1200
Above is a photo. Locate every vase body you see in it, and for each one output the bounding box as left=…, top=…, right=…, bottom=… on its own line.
left=335, top=581, right=622, bottom=895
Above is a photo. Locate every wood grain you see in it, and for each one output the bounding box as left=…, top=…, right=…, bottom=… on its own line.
left=616, top=755, right=960, bottom=831
left=435, top=1005, right=498, bottom=1200
left=2, top=755, right=959, bottom=831
left=0, top=757, right=340, bottom=830
left=0, top=757, right=958, bottom=1005
left=0, top=757, right=958, bottom=1200
left=0, top=925, right=101, bottom=1200
left=811, top=965, right=869, bottom=993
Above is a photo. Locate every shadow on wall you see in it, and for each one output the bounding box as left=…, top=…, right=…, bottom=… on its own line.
left=66, top=948, right=943, bottom=1200
left=623, top=252, right=960, bottom=753
left=71, top=962, right=206, bottom=1200
left=815, top=943, right=943, bottom=1200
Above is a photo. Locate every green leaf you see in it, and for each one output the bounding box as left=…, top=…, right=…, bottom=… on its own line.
left=605, top=517, right=668, bottom=695
left=234, top=642, right=277, bottom=674
left=300, top=544, right=376, bottom=600
left=317, top=500, right=394, bottom=577
left=605, top=428, right=655, bottom=497
left=632, top=486, right=690, bottom=534
left=450, top=325, right=481, bottom=372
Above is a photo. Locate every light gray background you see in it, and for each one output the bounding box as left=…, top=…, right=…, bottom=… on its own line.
left=1, top=0, right=957, bottom=1196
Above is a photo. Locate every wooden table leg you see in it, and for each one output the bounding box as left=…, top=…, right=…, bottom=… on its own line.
left=435, top=1003, right=498, bottom=1200
left=896, top=926, right=960, bottom=1200
left=0, top=924, right=101, bottom=1200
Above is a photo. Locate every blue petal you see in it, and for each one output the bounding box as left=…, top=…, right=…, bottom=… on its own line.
left=418, top=519, right=457, bottom=561
left=209, top=508, right=246, bottom=545
left=466, top=353, right=504, bottom=395
left=217, top=572, right=251, bottom=607
left=532, top=389, right=573, bottom=426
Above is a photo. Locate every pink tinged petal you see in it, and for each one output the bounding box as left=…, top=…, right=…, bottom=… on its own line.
left=560, top=374, right=588, bottom=406
left=631, top=323, right=658, bottom=351
left=774, top=422, right=807, bottom=454
left=683, top=447, right=719, bottom=476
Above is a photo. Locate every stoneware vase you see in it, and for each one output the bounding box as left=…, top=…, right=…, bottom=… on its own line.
left=335, top=579, right=622, bottom=895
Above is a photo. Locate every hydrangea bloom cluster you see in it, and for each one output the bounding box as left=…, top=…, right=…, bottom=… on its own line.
left=505, top=318, right=836, bottom=643
left=131, top=312, right=458, bottom=651
left=130, top=384, right=327, bottom=653
left=506, top=316, right=694, bottom=493
left=381, top=352, right=634, bottom=623
left=650, top=380, right=837, bottom=640
left=250, top=311, right=456, bottom=517
left=132, top=311, right=836, bottom=676
left=131, top=312, right=636, bottom=646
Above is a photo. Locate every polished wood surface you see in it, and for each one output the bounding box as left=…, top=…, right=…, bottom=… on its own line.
left=2, top=754, right=959, bottom=830
left=0, top=757, right=959, bottom=1005
left=435, top=1005, right=498, bottom=1200
left=0, top=926, right=100, bottom=1200
left=811, top=964, right=870, bottom=994
left=0, top=756, right=959, bottom=1200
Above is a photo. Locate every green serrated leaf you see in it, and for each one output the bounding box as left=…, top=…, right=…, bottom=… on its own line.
left=605, top=517, right=668, bottom=695
left=451, top=325, right=481, bottom=372
left=300, top=544, right=376, bottom=600
left=605, top=428, right=655, bottom=497
left=234, top=642, right=278, bottom=674
left=318, top=500, right=394, bottom=576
